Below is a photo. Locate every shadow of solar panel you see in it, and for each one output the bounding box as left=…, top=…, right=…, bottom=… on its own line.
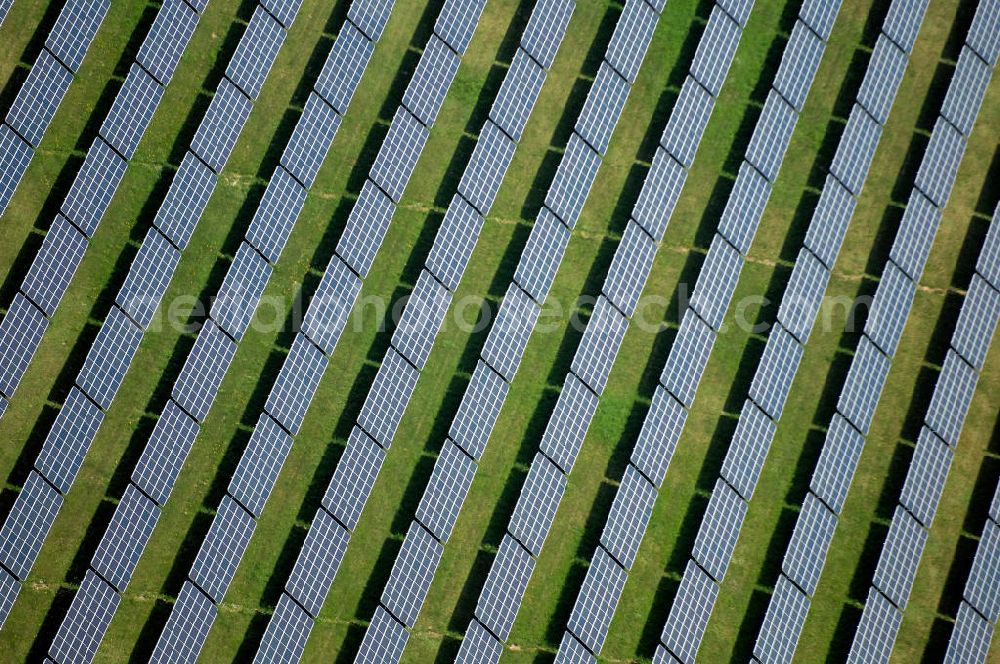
left=210, top=242, right=272, bottom=341
left=189, top=496, right=256, bottom=602
left=137, top=0, right=200, bottom=86
left=899, top=427, right=952, bottom=527
left=545, top=133, right=601, bottom=227
left=116, top=228, right=180, bottom=329
left=966, top=0, right=999, bottom=66
left=227, top=7, right=286, bottom=100
left=660, top=77, right=714, bottom=168
left=567, top=548, right=627, bottom=653
left=660, top=308, right=715, bottom=408
left=690, top=234, right=743, bottom=331
left=0, top=294, right=48, bottom=398
left=631, top=386, right=686, bottom=487
left=35, top=387, right=103, bottom=493
left=0, top=569, right=18, bottom=631
left=888, top=189, right=941, bottom=282
left=571, top=295, right=629, bottom=395
left=606, top=0, right=657, bottom=83
left=281, top=94, right=342, bottom=190
left=302, top=255, right=362, bottom=354
left=717, top=161, right=771, bottom=255
left=416, top=439, right=476, bottom=541
left=100, top=64, right=164, bottom=159
left=426, top=195, right=484, bottom=292
left=809, top=414, right=865, bottom=514
left=0, top=471, right=62, bottom=579
left=403, top=35, right=460, bottom=126
left=336, top=179, right=398, bottom=277
left=316, top=22, right=374, bottom=114
left=357, top=349, right=419, bottom=447
left=719, top=399, right=777, bottom=500
left=690, top=7, right=741, bottom=96
left=392, top=270, right=452, bottom=369
left=952, top=275, right=1000, bottom=370
left=254, top=593, right=313, bottom=663
left=803, top=175, right=855, bottom=269
left=848, top=588, right=901, bottom=662
left=91, top=484, right=159, bottom=591
left=857, top=36, right=907, bottom=125
left=575, top=63, right=630, bottom=155
left=510, top=453, right=565, bottom=555
left=945, top=602, right=993, bottom=664
left=600, top=465, right=656, bottom=570
left=285, top=508, right=349, bottom=616
left=963, top=520, right=1000, bottom=622
left=171, top=320, right=238, bottom=422
left=782, top=493, right=837, bottom=596
left=228, top=413, right=294, bottom=517
left=777, top=248, right=829, bottom=344
left=882, top=0, right=930, bottom=53
left=45, top=0, right=110, bottom=71
left=370, top=107, right=428, bottom=202
left=357, top=606, right=409, bottom=664
left=749, top=324, right=804, bottom=420
left=830, top=104, right=881, bottom=196
left=799, top=0, right=840, bottom=41
left=150, top=581, right=216, bottom=664
left=476, top=534, right=535, bottom=641
left=131, top=400, right=199, bottom=505
left=381, top=522, right=443, bottom=626
left=449, top=360, right=508, bottom=460
left=940, top=47, right=991, bottom=137
left=153, top=152, right=218, bottom=250
left=5, top=50, right=73, bottom=147
left=872, top=507, right=927, bottom=608
left=660, top=560, right=718, bottom=663
left=514, top=207, right=570, bottom=303
left=0, top=125, right=33, bottom=212
left=753, top=575, right=810, bottom=664
left=865, top=262, right=915, bottom=356
left=692, top=479, right=747, bottom=582
left=322, top=427, right=385, bottom=530
left=61, top=138, right=127, bottom=237
left=459, top=120, right=516, bottom=214
left=540, top=372, right=600, bottom=474
left=76, top=306, right=143, bottom=409
left=603, top=220, right=657, bottom=317
left=915, top=118, right=965, bottom=208
left=521, top=0, right=574, bottom=69
left=264, top=333, right=328, bottom=435
left=22, top=214, right=87, bottom=317
left=48, top=570, right=119, bottom=664
left=925, top=350, right=978, bottom=446
left=836, top=336, right=890, bottom=435
left=247, top=167, right=308, bottom=263
left=774, top=21, right=824, bottom=112
left=481, top=283, right=540, bottom=382
left=191, top=78, right=253, bottom=173
left=456, top=619, right=503, bottom=663
left=746, top=90, right=798, bottom=183
left=490, top=49, right=545, bottom=142
left=633, top=147, right=685, bottom=242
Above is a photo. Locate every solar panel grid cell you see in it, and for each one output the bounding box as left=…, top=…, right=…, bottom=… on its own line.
left=490, top=49, right=546, bottom=142
left=137, top=0, right=200, bottom=85
left=458, top=120, right=516, bottom=214
left=210, top=242, right=272, bottom=341
left=600, top=465, right=657, bottom=569
left=48, top=570, right=120, bottom=664
left=45, top=0, right=110, bottom=71
left=416, top=439, right=476, bottom=542
left=689, top=234, right=743, bottom=331
left=35, top=387, right=104, bottom=493
left=753, top=575, right=810, bottom=664
left=264, top=334, right=328, bottom=435
left=315, top=22, right=374, bottom=114
left=227, top=414, right=294, bottom=518
left=61, top=138, right=128, bottom=237
left=426, top=195, right=484, bottom=292
left=571, top=295, right=629, bottom=395
left=521, top=0, right=574, bottom=69
left=285, top=508, right=349, bottom=616
left=872, top=507, right=928, bottom=609
left=322, top=427, right=385, bottom=530
left=889, top=190, right=942, bottom=282
left=481, top=284, right=541, bottom=382
left=717, top=161, right=772, bottom=255
left=803, top=175, right=857, bottom=269
left=449, top=361, right=508, bottom=460
left=857, top=35, right=907, bottom=125
left=692, top=479, right=748, bottom=582
left=357, top=349, right=420, bottom=447
left=22, top=214, right=88, bottom=317
left=91, top=485, right=159, bottom=591
left=567, top=548, right=627, bottom=653
left=690, top=7, right=741, bottom=96
left=0, top=294, right=48, bottom=398
left=631, top=386, right=686, bottom=487
left=338, top=181, right=399, bottom=278
left=745, top=90, right=798, bottom=183
left=782, top=493, right=837, bottom=596
left=865, top=261, right=916, bottom=357
left=773, top=21, right=825, bottom=111
left=6, top=51, right=73, bottom=147
left=719, top=400, right=777, bottom=500
left=539, top=373, right=600, bottom=474
left=829, top=104, right=882, bottom=196
left=76, top=306, right=143, bottom=409
left=660, top=76, right=714, bottom=168
left=899, top=427, right=953, bottom=527
left=660, top=308, right=716, bottom=408
left=153, top=152, right=218, bottom=250
left=777, top=247, right=830, bottom=344
left=246, top=168, right=308, bottom=264
left=100, top=64, right=164, bottom=159
left=150, top=582, right=217, bottom=664
left=403, top=36, right=460, bottom=126
left=279, top=93, right=342, bottom=191
left=514, top=207, right=571, bottom=303
left=605, top=0, right=658, bottom=83
left=476, top=535, right=535, bottom=641
left=809, top=414, right=865, bottom=514
left=632, top=148, right=686, bottom=242
left=171, top=320, right=238, bottom=422
left=660, top=560, right=719, bottom=663
left=836, top=336, right=891, bottom=435
left=925, top=350, right=978, bottom=447
left=131, top=400, right=199, bottom=505
left=392, top=271, right=453, bottom=370
left=0, top=471, right=62, bottom=579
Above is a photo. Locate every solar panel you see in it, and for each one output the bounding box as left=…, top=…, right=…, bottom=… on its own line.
left=302, top=255, right=363, bottom=354
left=171, top=319, right=238, bottom=422
left=773, top=21, right=825, bottom=112
left=872, top=506, right=928, bottom=609
left=336, top=179, right=398, bottom=278
left=0, top=569, right=18, bottom=631
left=253, top=593, right=313, bottom=664
left=514, top=207, right=571, bottom=303
left=836, top=336, right=890, bottom=435
left=897, top=427, right=951, bottom=527
left=322, top=427, right=385, bottom=530
left=356, top=606, right=408, bottom=664
left=190, top=78, right=253, bottom=173
left=76, top=306, right=143, bottom=409
left=944, top=602, right=993, bottom=664
left=21, top=214, right=87, bottom=317
left=347, top=0, right=394, bottom=41
left=211, top=242, right=272, bottom=341
left=449, top=360, right=508, bottom=460
left=227, top=413, right=294, bottom=517
left=150, top=581, right=217, bottom=664
left=264, top=334, right=327, bottom=435
left=137, top=0, right=200, bottom=85
left=809, top=414, right=865, bottom=514
left=434, top=0, right=486, bottom=55
left=660, top=76, right=714, bottom=168
left=652, top=645, right=682, bottom=664
left=966, top=0, right=1000, bottom=66
left=189, top=495, right=256, bottom=602
left=660, top=560, right=718, bottom=663
left=90, top=484, right=159, bottom=592
left=631, top=386, right=686, bottom=487
left=285, top=508, right=349, bottom=616
left=660, top=308, right=715, bottom=408
left=459, top=120, right=516, bottom=214
left=963, top=520, right=1000, bottom=623
left=888, top=189, right=942, bottom=282
left=829, top=104, right=882, bottom=196
left=61, top=138, right=128, bottom=237
left=153, top=151, right=218, bottom=250
left=745, top=90, right=798, bottom=183
left=0, top=294, right=48, bottom=398
left=116, top=228, right=180, bottom=329
left=717, top=161, right=772, bottom=255
left=476, top=534, right=535, bottom=641
left=605, top=0, right=658, bottom=83
left=357, top=349, right=420, bottom=447
left=690, top=234, right=743, bottom=331
left=803, top=175, right=857, bottom=269
left=914, top=117, right=965, bottom=208
left=481, top=283, right=541, bottom=382
left=540, top=373, right=600, bottom=474
left=316, top=22, right=374, bottom=114
left=782, top=493, right=837, bottom=596
left=403, top=35, right=460, bottom=126
left=247, top=167, right=308, bottom=265
left=392, top=270, right=452, bottom=370
left=567, top=548, right=627, bottom=653
left=261, top=0, right=304, bottom=28
left=690, top=7, right=741, bottom=96
left=227, top=7, right=286, bottom=100
left=521, top=0, right=574, bottom=69
left=131, top=400, right=200, bottom=505
left=925, top=350, right=978, bottom=447
left=977, top=207, right=1000, bottom=289
left=754, top=575, right=810, bottom=664
left=716, top=0, right=752, bottom=25
left=35, top=387, right=104, bottom=493
left=952, top=275, right=1000, bottom=370
left=381, top=522, right=443, bottom=626
left=940, top=47, right=991, bottom=137
left=426, top=195, right=484, bottom=292
left=49, top=570, right=120, bottom=664
left=0, top=125, right=32, bottom=213
left=692, top=479, right=747, bottom=582
left=5, top=50, right=73, bottom=146
left=777, top=248, right=830, bottom=344
left=370, top=107, right=429, bottom=202
left=571, top=295, right=629, bottom=395
left=882, top=0, right=930, bottom=53
left=100, top=64, right=164, bottom=159
left=600, top=465, right=657, bottom=569
left=279, top=93, right=342, bottom=190
left=456, top=619, right=504, bottom=663
left=576, top=63, right=630, bottom=156
left=857, top=35, right=908, bottom=125
left=719, top=400, right=777, bottom=500
left=991, top=480, right=1000, bottom=525
left=545, top=134, right=602, bottom=228
left=0, top=471, right=62, bottom=579
left=45, top=0, right=110, bottom=71
left=604, top=218, right=658, bottom=316
left=865, top=261, right=915, bottom=357
left=799, top=0, right=841, bottom=41
left=847, top=588, right=901, bottom=663
left=510, top=453, right=566, bottom=556
left=490, top=49, right=546, bottom=142
left=416, top=439, right=477, bottom=542
left=632, top=147, right=686, bottom=242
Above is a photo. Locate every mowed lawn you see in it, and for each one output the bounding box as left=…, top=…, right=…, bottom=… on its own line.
left=0, top=0, right=996, bottom=662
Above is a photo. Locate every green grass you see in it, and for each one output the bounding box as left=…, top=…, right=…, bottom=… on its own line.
left=0, top=0, right=997, bottom=662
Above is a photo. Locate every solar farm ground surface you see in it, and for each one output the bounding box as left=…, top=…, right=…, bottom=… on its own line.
left=0, top=0, right=997, bottom=662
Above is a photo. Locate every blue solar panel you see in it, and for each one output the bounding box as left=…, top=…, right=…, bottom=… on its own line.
left=490, top=49, right=546, bottom=142
left=829, top=104, right=882, bottom=196
left=600, top=465, right=657, bottom=570
left=5, top=50, right=73, bottom=147
left=940, top=47, right=992, bottom=136
left=190, top=79, right=253, bottom=173
left=76, top=306, right=144, bottom=409
left=458, top=120, right=516, bottom=214
left=348, top=0, right=394, bottom=41
left=571, top=295, right=629, bottom=395
left=337, top=179, right=397, bottom=277
left=356, top=606, right=409, bottom=664
left=914, top=117, right=965, bottom=208
left=837, top=336, right=890, bottom=435
left=456, top=619, right=504, bottom=664
left=848, top=588, right=902, bottom=663
left=514, top=207, right=571, bottom=303
left=803, top=174, right=856, bottom=269
left=0, top=471, right=62, bottom=579
left=189, top=495, right=256, bottom=602
left=605, top=0, right=658, bottom=83
left=509, top=453, right=566, bottom=555
left=253, top=593, right=313, bottom=663
left=261, top=0, right=304, bottom=28
left=857, top=36, right=907, bottom=125
left=631, top=386, right=686, bottom=487
left=100, top=64, right=164, bottom=159
left=246, top=166, right=308, bottom=264
left=753, top=575, right=810, bottom=664
left=889, top=189, right=942, bottom=282
left=137, top=0, right=200, bottom=85
left=381, top=521, right=442, bottom=626
left=302, top=255, right=363, bottom=355
left=782, top=493, right=837, bottom=596
left=777, top=247, right=830, bottom=344
left=117, top=228, right=180, bottom=329
left=689, top=234, right=743, bottom=331
left=690, top=7, right=741, bottom=96
left=434, top=0, right=487, bottom=55
left=567, top=547, right=627, bottom=653
left=865, top=262, right=915, bottom=357
left=951, top=275, right=1000, bottom=370
left=227, top=413, right=294, bottom=517
left=403, top=35, right=460, bottom=126
left=717, top=0, right=753, bottom=26
left=660, top=308, right=715, bottom=408
left=426, top=195, right=484, bottom=292
left=719, top=400, right=777, bottom=500
left=633, top=148, right=686, bottom=242
left=0, top=294, right=48, bottom=398
left=316, top=21, right=374, bottom=114
left=49, top=569, right=120, bottom=664
left=872, top=509, right=928, bottom=609
left=545, top=134, right=601, bottom=228
left=966, top=0, right=1000, bottom=66
left=357, top=349, right=420, bottom=447
left=392, top=270, right=452, bottom=369
left=35, top=387, right=104, bottom=493
left=416, top=439, right=477, bottom=542
left=717, top=161, right=772, bottom=255
left=91, top=484, right=159, bottom=591
left=925, top=350, right=978, bottom=447
left=171, top=320, right=238, bottom=422
left=745, top=90, right=798, bottom=183
left=963, top=520, right=1000, bottom=622
left=45, top=0, right=110, bottom=71
left=481, top=283, right=540, bottom=382
left=882, top=0, right=930, bottom=53
left=0, top=125, right=33, bottom=213
left=660, top=76, right=714, bottom=168
left=476, top=534, right=535, bottom=641
left=944, top=602, right=993, bottom=664
left=21, top=214, right=87, bottom=317
left=659, top=560, right=718, bottom=662
left=131, top=400, right=199, bottom=505
left=809, top=414, right=865, bottom=514
left=265, top=334, right=328, bottom=435
left=692, top=479, right=747, bottom=582
left=539, top=373, right=600, bottom=474
left=602, top=220, right=657, bottom=317
left=227, top=7, right=286, bottom=100
left=210, top=242, right=272, bottom=341
left=322, top=428, right=385, bottom=530
left=521, top=0, right=574, bottom=69
left=150, top=581, right=216, bottom=664
left=899, top=427, right=953, bottom=527
left=449, top=361, right=508, bottom=460
left=799, top=0, right=842, bottom=41
left=280, top=93, right=342, bottom=190
left=774, top=21, right=825, bottom=112
left=61, top=138, right=128, bottom=237
left=153, top=151, right=218, bottom=250
left=370, top=107, right=429, bottom=202
left=285, top=508, right=349, bottom=616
